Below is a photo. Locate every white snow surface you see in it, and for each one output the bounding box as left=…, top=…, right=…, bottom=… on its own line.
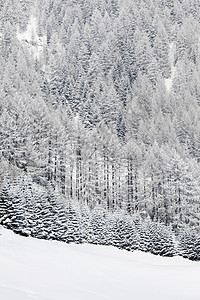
left=165, top=43, right=176, bottom=92
left=0, top=227, right=199, bottom=300
left=17, top=16, right=46, bottom=62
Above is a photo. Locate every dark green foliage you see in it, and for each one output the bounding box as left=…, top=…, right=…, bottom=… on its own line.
left=178, top=230, right=200, bottom=261
left=0, top=176, right=81, bottom=242
left=88, top=206, right=108, bottom=245
left=1, top=174, right=199, bottom=260
left=108, top=212, right=138, bottom=251
left=143, top=221, right=175, bottom=257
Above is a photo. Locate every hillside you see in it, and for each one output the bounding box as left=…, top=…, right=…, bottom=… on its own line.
left=0, top=0, right=199, bottom=257
left=0, top=227, right=200, bottom=300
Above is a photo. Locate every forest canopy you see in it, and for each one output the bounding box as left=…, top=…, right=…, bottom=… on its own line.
left=0, top=0, right=200, bottom=260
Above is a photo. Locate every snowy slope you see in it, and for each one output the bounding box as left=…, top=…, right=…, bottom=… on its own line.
left=17, top=16, right=46, bottom=63
left=165, top=43, right=176, bottom=92
left=0, top=227, right=199, bottom=300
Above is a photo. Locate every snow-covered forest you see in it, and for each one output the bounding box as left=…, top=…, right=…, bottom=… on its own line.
left=0, top=0, right=200, bottom=260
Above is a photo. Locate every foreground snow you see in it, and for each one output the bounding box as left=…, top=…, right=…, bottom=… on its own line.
left=0, top=227, right=199, bottom=300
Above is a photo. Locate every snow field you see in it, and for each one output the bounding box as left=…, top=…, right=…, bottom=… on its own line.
left=0, top=227, right=199, bottom=300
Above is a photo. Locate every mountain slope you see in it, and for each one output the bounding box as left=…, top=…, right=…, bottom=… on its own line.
left=0, top=227, right=199, bottom=300
left=0, top=0, right=200, bottom=258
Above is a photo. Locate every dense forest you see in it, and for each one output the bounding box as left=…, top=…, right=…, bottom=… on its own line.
left=0, top=0, right=200, bottom=260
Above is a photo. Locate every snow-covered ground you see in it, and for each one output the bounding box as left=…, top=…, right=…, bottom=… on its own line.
left=165, top=43, right=176, bottom=92
left=17, top=16, right=46, bottom=64
left=0, top=227, right=199, bottom=300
